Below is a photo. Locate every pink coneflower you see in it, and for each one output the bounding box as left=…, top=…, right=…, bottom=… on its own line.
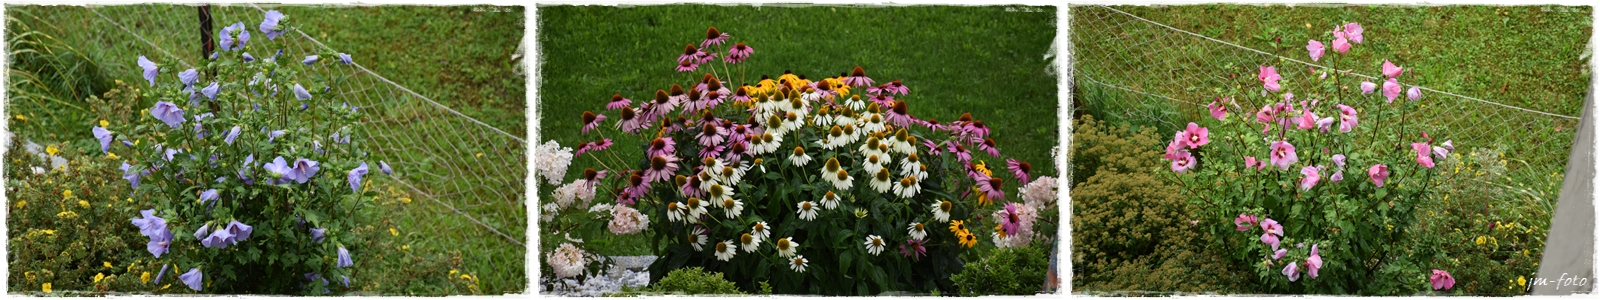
left=866, top=83, right=888, bottom=95
left=844, top=66, right=874, bottom=87
left=676, top=60, right=699, bottom=73
left=678, top=44, right=700, bottom=63
left=899, top=238, right=927, bottom=260
left=724, top=140, right=749, bottom=163
left=647, top=137, right=676, bottom=158
left=667, top=85, right=689, bottom=106
left=615, top=106, right=643, bottom=134
left=949, top=142, right=972, bottom=163
left=732, top=85, right=752, bottom=103
left=695, top=50, right=718, bottom=64
left=623, top=171, right=652, bottom=199
left=868, top=93, right=895, bottom=109
left=606, top=94, right=632, bottom=110
left=576, top=139, right=614, bottom=157
left=680, top=173, right=705, bottom=198
left=997, top=202, right=1024, bottom=236
left=701, top=26, right=730, bottom=48
left=979, top=138, right=1001, bottom=157
left=581, top=168, right=609, bottom=189
left=884, top=80, right=909, bottom=95
left=645, top=155, right=680, bottom=183
left=1007, top=159, right=1032, bottom=185
left=700, top=144, right=725, bottom=160
left=697, top=123, right=727, bottom=148
left=923, top=139, right=943, bottom=156
left=920, top=118, right=946, bottom=132
left=704, top=91, right=726, bottom=110
left=682, top=88, right=708, bottom=113
left=979, top=177, right=1007, bottom=200
left=725, top=42, right=753, bottom=63
left=964, top=120, right=991, bottom=140
left=886, top=100, right=915, bottom=128
left=581, top=111, right=607, bottom=135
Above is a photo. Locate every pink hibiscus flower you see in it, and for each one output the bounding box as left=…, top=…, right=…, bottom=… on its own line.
left=1382, top=78, right=1402, bottom=103
left=1299, top=165, right=1322, bottom=191
left=1368, top=164, right=1390, bottom=187
left=1170, top=150, right=1197, bottom=173
left=1209, top=99, right=1229, bottom=120
left=1337, top=104, right=1358, bottom=133
left=1430, top=269, right=1455, bottom=290
left=1413, top=142, right=1436, bottom=168
left=1307, top=40, right=1325, bottom=61
left=1234, top=214, right=1258, bottom=231
left=1270, top=141, right=1299, bottom=170
left=1182, top=122, right=1210, bottom=149
left=1382, top=60, right=1404, bottom=79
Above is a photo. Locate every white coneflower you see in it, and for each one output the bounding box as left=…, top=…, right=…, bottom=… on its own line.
left=774, top=237, right=800, bottom=257
left=789, top=147, right=812, bottom=167
left=859, top=136, right=886, bottom=159
left=789, top=255, right=809, bottom=273
left=797, top=201, right=821, bottom=220
left=685, top=197, right=708, bottom=221
left=820, top=191, right=841, bottom=210
left=900, top=153, right=923, bottom=172
left=751, top=221, right=771, bottom=242
left=812, top=107, right=834, bottom=127
left=697, top=171, right=719, bottom=192
left=706, top=183, right=734, bottom=204
left=714, top=240, right=737, bottom=261
left=890, top=129, right=914, bottom=155
left=715, top=164, right=745, bottom=185
left=703, top=157, right=727, bottom=178
left=821, top=158, right=854, bottom=190
left=666, top=202, right=684, bottom=222
left=864, top=235, right=886, bottom=256
left=740, top=233, right=761, bottom=253
left=782, top=111, right=804, bottom=132
left=869, top=168, right=894, bottom=193
left=687, top=228, right=709, bottom=251
left=841, top=123, right=861, bottom=145
left=834, top=112, right=859, bottom=129
left=861, top=113, right=887, bottom=134
left=894, top=176, right=922, bottom=199
left=762, top=113, right=788, bottom=136
left=863, top=154, right=886, bottom=176
left=907, top=222, right=927, bottom=240
left=721, top=198, right=745, bottom=219
left=845, top=95, right=866, bottom=111
left=931, top=200, right=953, bottom=223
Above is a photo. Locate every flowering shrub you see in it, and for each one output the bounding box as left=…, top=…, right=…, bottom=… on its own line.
left=1167, top=22, right=1460, bottom=294
left=94, top=10, right=389, bottom=294
left=538, top=26, right=1059, bottom=295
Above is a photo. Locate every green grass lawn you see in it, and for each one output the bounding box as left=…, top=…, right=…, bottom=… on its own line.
left=6, top=4, right=525, bottom=294
left=536, top=4, right=1059, bottom=257
left=1071, top=4, right=1589, bottom=203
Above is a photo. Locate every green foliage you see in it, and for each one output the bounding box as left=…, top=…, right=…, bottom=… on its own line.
left=1406, top=146, right=1551, bottom=295
left=952, top=243, right=1049, bottom=295
left=6, top=138, right=151, bottom=294
left=1069, top=115, right=1244, bottom=294
left=6, top=12, right=116, bottom=143
left=647, top=267, right=746, bottom=295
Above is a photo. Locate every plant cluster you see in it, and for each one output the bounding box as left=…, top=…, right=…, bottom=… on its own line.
left=1164, top=21, right=1466, bottom=294
left=87, top=10, right=395, bottom=295
left=537, top=26, right=1060, bottom=295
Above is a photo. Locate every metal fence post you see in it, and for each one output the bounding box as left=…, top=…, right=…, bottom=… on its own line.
left=199, top=5, right=214, bottom=68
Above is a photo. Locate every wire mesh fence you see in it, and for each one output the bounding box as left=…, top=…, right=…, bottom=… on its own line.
left=1070, top=5, right=1581, bottom=195
left=10, top=4, right=526, bottom=292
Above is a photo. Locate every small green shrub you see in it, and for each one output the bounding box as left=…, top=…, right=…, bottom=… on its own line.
left=952, top=243, right=1048, bottom=295
left=1069, top=115, right=1245, bottom=294
left=647, top=267, right=745, bottom=295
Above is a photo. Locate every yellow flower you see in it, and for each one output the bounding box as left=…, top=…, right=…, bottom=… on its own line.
left=476, top=152, right=484, bottom=158
left=399, top=197, right=412, bottom=204
left=1476, top=236, right=1487, bottom=245
left=105, top=261, right=113, bottom=268
left=46, top=145, right=59, bottom=156
left=163, top=284, right=171, bottom=290
left=58, top=210, right=79, bottom=219
left=108, top=152, right=119, bottom=159
left=79, top=200, right=90, bottom=208
left=461, top=274, right=472, bottom=281
left=43, top=283, right=54, bottom=293
left=390, top=228, right=399, bottom=236
left=142, top=272, right=151, bottom=284
left=63, top=189, right=73, bottom=198
left=14, top=114, right=28, bottom=121
left=1519, top=275, right=1527, bottom=287
left=948, top=220, right=966, bottom=235
left=450, top=269, right=459, bottom=276
left=15, top=200, right=25, bottom=208
left=402, top=244, right=411, bottom=251
left=25, top=271, right=36, bottom=282
left=94, top=272, right=106, bottom=283
left=973, top=160, right=993, bottom=177
left=100, top=120, right=110, bottom=127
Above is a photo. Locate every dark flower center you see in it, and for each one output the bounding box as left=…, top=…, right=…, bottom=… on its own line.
left=651, top=156, right=668, bottom=170
left=582, top=111, right=597, bottom=124
left=683, top=44, right=698, bottom=56
left=851, top=66, right=866, bottom=77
